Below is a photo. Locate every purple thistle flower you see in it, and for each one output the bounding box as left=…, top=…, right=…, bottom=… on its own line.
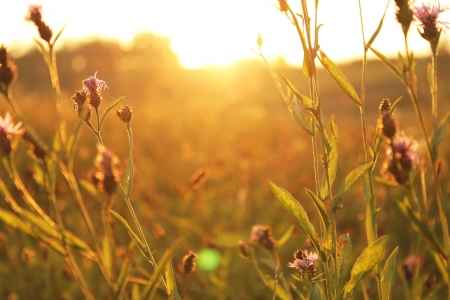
left=384, top=135, right=419, bottom=185
left=82, top=73, right=108, bottom=108
left=288, top=249, right=319, bottom=275
left=414, top=2, right=448, bottom=52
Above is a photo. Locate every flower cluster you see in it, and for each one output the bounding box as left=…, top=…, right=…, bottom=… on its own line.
left=385, top=135, right=419, bottom=185
left=92, top=145, right=121, bottom=195
left=0, top=112, right=23, bottom=155
left=288, top=249, right=319, bottom=276
left=26, top=5, right=53, bottom=43
left=0, top=46, right=17, bottom=97
left=250, top=224, right=275, bottom=250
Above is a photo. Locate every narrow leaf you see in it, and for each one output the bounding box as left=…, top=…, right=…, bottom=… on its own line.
left=431, top=113, right=450, bottom=161
left=381, top=247, right=399, bottom=300
left=270, top=182, right=318, bottom=243
left=319, top=50, right=361, bottom=106
left=370, top=47, right=402, bottom=80
left=343, top=235, right=391, bottom=299
left=365, top=0, right=389, bottom=49
left=336, top=162, right=373, bottom=198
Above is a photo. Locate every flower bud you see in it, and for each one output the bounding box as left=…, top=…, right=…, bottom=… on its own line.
left=117, top=105, right=133, bottom=123
left=181, top=251, right=197, bottom=274
left=250, top=225, right=275, bottom=251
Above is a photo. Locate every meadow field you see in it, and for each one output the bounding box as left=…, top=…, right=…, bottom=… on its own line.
left=0, top=1, right=449, bottom=299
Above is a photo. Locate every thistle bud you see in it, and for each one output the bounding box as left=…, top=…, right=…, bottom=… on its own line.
left=117, top=105, right=133, bottom=123
left=378, top=99, right=396, bottom=139
left=26, top=5, right=53, bottom=44
left=181, top=251, right=197, bottom=274
left=0, top=47, right=17, bottom=97
left=93, top=145, right=121, bottom=195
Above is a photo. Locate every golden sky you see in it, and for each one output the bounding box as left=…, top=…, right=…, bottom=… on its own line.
left=1, top=0, right=448, bottom=68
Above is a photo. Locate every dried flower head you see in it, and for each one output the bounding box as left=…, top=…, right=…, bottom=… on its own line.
left=250, top=224, right=275, bottom=250
left=384, top=135, right=419, bottom=185
left=117, top=105, right=133, bottom=123
left=395, top=0, right=414, bottom=36
left=414, top=2, right=448, bottom=53
left=288, top=249, right=319, bottom=276
left=0, top=46, right=17, bottom=97
left=0, top=113, right=23, bottom=155
left=181, top=251, right=197, bottom=274
left=93, top=145, right=120, bottom=195
left=83, top=73, right=108, bottom=108
left=26, top=5, right=53, bottom=43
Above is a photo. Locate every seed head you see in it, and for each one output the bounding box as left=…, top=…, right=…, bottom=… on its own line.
left=93, top=145, right=120, bottom=195
left=83, top=73, right=108, bottom=108
left=250, top=224, right=275, bottom=250
left=181, top=251, right=197, bottom=274
left=395, top=0, right=414, bottom=36
left=0, top=112, right=23, bottom=155
left=26, top=5, right=53, bottom=43
left=288, top=249, right=319, bottom=276
left=117, top=105, right=133, bottom=123
left=414, top=2, right=448, bottom=53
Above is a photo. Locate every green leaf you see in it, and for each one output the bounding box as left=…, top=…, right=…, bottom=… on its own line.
left=320, top=120, right=338, bottom=200
left=111, top=210, right=146, bottom=253
left=343, top=235, right=391, bottom=299
left=370, top=47, right=402, bottom=80
left=319, top=50, right=361, bottom=106
left=99, top=96, right=126, bottom=130
left=365, top=0, right=389, bottom=50
left=335, top=162, right=373, bottom=199
left=381, top=247, right=399, bottom=300
left=165, top=259, right=181, bottom=300
left=142, top=243, right=179, bottom=299
left=280, top=76, right=317, bottom=110
left=305, top=188, right=329, bottom=230
left=431, top=113, right=450, bottom=161
left=270, top=182, right=318, bottom=243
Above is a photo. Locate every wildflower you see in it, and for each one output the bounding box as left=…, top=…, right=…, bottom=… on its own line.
left=93, top=145, right=120, bottom=195
left=395, top=0, right=414, bottom=36
left=238, top=240, right=250, bottom=259
left=384, top=135, right=419, bottom=185
left=414, top=2, right=447, bottom=53
left=250, top=225, right=275, bottom=250
left=378, top=99, right=397, bottom=139
left=25, top=5, right=53, bottom=43
left=288, top=249, right=319, bottom=276
left=117, top=105, right=133, bottom=123
left=402, top=255, right=423, bottom=282
left=277, top=0, right=289, bottom=13
left=0, top=113, right=23, bottom=155
left=0, top=46, right=17, bottom=97
left=83, top=73, right=108, bottom=108
left=181, top=251, right=197, bottom=274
